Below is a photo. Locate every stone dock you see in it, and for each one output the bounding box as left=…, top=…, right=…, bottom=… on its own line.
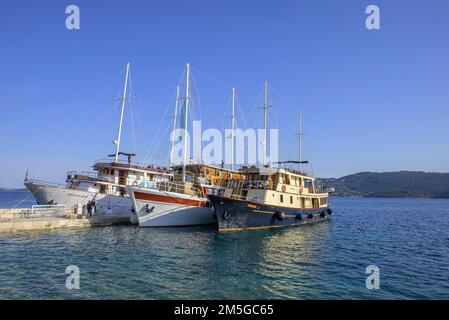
left=0, top=207, right=131, bottom=234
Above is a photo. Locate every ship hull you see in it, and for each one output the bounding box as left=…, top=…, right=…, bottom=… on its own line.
left=127, top=186, right=216, bottom=227
left=208, top=194, right=331, bottom=232
left=24, top=180, right=137, bottom=223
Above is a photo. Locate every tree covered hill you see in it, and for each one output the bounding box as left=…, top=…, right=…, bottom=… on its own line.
left=319, top=171, right=449, bottom=198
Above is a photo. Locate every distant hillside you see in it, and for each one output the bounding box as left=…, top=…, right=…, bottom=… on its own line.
left=0, top=187, right=28, bottom=192
left=319, top=171, right=449, bottom=198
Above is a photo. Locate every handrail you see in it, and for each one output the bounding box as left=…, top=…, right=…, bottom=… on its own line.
left=24, top=178, right=66, bottom=188
left=156, top=180, right=204, bottom=198
left=93, top=159, right=172, bottom=174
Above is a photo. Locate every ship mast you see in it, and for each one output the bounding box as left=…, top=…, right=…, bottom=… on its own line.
left=298, top=112, right=302, bottom=171
left=114, top=63, right=130, bottom=163
left=182, top=63, right=191, bottom=182
left=262, top=80, right=268, bottom=166
left=170, top=85, right=180, bottom=167
left=231, top=87, right=235, bottom=170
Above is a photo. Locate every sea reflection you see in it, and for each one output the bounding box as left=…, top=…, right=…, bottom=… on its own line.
left=257, top=222, right=332, bottom=298
left=1, top=197, right=448, bottom=299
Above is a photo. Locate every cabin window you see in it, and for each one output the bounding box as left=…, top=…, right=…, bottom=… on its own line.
left=320, top=198, right=328, bottom=206
left=290, top=196, right=293, bottom=204
left=280, top=194, right=284, bottom=203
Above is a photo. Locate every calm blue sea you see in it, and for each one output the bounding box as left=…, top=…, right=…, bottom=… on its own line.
left=0, top=191, right=37, bottom=208
left=0, top=192, right=448, bottom=299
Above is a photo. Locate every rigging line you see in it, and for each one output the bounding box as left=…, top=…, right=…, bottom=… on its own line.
left=222, top=92, right=232, bottom=133
left=269, top=84, right=296, bottom=109
left=190, top=71, right=202, bottom=123
left=87, top=100, right=120, bottom=140
left=78, top=67, right=125, bottom=124
left=190, top=66, right=230, bottom=88
left=133, top=96, right=146, bottom=159
left=127, top=70, right=138, bottom=155
left=74, top=87, right=123, bottom=152
left=141, top=69, right=186, bottom=165
left=145, top=116, right=173, bottom=167
left=234, top=90, right=247, bottom=130
left=246, top=84, right=264, bottom=133
left=60, top=69, right=126, bottom=156
left=12, top=186, right=43, bottom=208
left=129, top=93, right=138, bottom=155
left=105, top=100, right=123, bottom=155
left=141, top=88, right=177, bottom=166
left=141, top=93, right=176, bottom=165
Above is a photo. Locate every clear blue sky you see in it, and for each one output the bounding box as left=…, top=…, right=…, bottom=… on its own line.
left=1, top=0, right=449, bottom=187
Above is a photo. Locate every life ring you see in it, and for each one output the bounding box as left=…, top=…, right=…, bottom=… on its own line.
left=282, top=185, right=286, bottom=193
left=222, top=211, right=231, bottom=220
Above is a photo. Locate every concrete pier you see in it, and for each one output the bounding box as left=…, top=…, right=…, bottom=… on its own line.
left=0, top=207, right=131, bottom=234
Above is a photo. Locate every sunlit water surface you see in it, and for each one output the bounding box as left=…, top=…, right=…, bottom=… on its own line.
left=0, top=193, right=448, bottom=299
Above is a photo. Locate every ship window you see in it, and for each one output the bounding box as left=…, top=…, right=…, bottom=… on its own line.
left=304, top=179, right=313, bottom=187
left=280, top=194, right=284, bottom=203
left=290, top=196, right=293, bottom=204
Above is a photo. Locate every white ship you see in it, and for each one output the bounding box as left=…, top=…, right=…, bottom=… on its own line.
left=126, top=63, right=242, bottom=227
left=127, top=163, right=241, bottom=227
left=24, top=63, right=171, bottom=223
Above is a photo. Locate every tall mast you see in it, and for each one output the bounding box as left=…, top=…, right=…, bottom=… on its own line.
left=262, top=80, right=268, bottom=165
left=115, top=62, right=130, bottom=162
left=170, top=85, right=180, bottom=167
left=230, top=87, right=236, bottom=170
left=182, top=63, right=190, bottom=182
left=298, top=112, right=302, bottom=171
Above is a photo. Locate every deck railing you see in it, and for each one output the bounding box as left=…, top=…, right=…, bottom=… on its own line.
left=93, top=159, right=171, bottom=174
left=156, top=180, right=204, bottom=197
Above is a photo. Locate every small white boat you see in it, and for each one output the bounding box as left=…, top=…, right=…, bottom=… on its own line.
left=126, top=181, right=214, bottom=227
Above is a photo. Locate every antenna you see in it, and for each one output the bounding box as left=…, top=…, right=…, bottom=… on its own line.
left=114, top=63, right=130, bottom=163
